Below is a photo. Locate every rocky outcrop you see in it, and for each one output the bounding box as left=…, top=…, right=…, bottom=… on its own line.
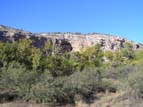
left=0, top=25, right=142, bottom=52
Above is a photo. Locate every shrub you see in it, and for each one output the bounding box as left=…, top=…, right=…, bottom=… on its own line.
left=30, top=67, right=116, bottom=104
left=0, top=62, right=41, bottom=100
left=128, top=65, right=143, bottom=98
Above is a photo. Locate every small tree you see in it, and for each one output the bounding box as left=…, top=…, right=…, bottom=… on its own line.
left=121, top=42, right=135, bottom=60
left=81, top=44, right=104, bottom=67
left=104, top=51, right=114, bottom=62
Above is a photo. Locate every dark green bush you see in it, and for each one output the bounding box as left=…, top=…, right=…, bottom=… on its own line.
left=29, top=67, right=116, bottom=104
left=128, top=64, right=143, bottom=98
left=0, top=62, right=41, bottom=100
left=0, top=39, right=141, bottom=105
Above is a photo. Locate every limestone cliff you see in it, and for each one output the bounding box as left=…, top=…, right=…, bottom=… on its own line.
left=0, top=25, right=142, bottom=52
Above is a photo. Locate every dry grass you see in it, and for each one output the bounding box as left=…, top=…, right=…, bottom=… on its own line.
left=1, top=91, right=143, bottom=107
left=0, top=103, right=46, bottom=107
left=82, top=92, right=123, bottom=107
left=0, top=93, right=127, bottom=107
left=0, top=102, right=75, bottom=107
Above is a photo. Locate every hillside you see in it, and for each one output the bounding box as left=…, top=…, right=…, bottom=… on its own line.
left=0, top=25, right=143, bottom=107
left=0, top=25, right=142, bottom=52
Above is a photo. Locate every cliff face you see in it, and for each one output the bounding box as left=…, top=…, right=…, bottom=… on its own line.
left=0, top=25, right=142, bottom=52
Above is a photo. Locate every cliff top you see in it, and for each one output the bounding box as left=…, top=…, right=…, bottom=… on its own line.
left=0, top=25, right=142, bottom=51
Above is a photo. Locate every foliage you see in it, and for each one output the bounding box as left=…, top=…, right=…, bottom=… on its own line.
left=0, top=39, right=142, bottom=105
left=0, top=62, right=40, bottom=100
left=134, top=50, right=143, bottom=63
left=127, top=63, right=143, bottom=98
left=30, top=68, right=115, bottom=104
left=80, top=44, right=104, bottom=67
left=104, top=51, right=114, bottom=62
left=121, top=42, right=135, bottom=60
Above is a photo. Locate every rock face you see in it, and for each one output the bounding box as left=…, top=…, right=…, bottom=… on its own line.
left=0, top=25, right=143, bottom=52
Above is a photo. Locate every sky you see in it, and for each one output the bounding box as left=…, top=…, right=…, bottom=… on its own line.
left=0, top=0, right=143, bottom=43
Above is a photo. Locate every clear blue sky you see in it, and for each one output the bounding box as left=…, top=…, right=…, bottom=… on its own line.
left=0, top=0, right=143, bottom=43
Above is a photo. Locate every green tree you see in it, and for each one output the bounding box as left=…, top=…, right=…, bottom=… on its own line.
left=121, top=42, right=135, bottom=60
left=104, top=51, right=114, bottom=62
left=0, top=42, right=19, bottom=68
left=45, top=53, right=75, bottom=77
left=44, top=41, right=61, bottom=56
left=133, top=50, right=143, bottom=64
left=31, top=47, right=42, bottom=69
left=81, top=44, right=104, bottom=67
left=0, top=62, right=40, bottom=100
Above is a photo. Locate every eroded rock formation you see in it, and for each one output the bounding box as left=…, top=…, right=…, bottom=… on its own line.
left=0, top=25, right=142, bottom=52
